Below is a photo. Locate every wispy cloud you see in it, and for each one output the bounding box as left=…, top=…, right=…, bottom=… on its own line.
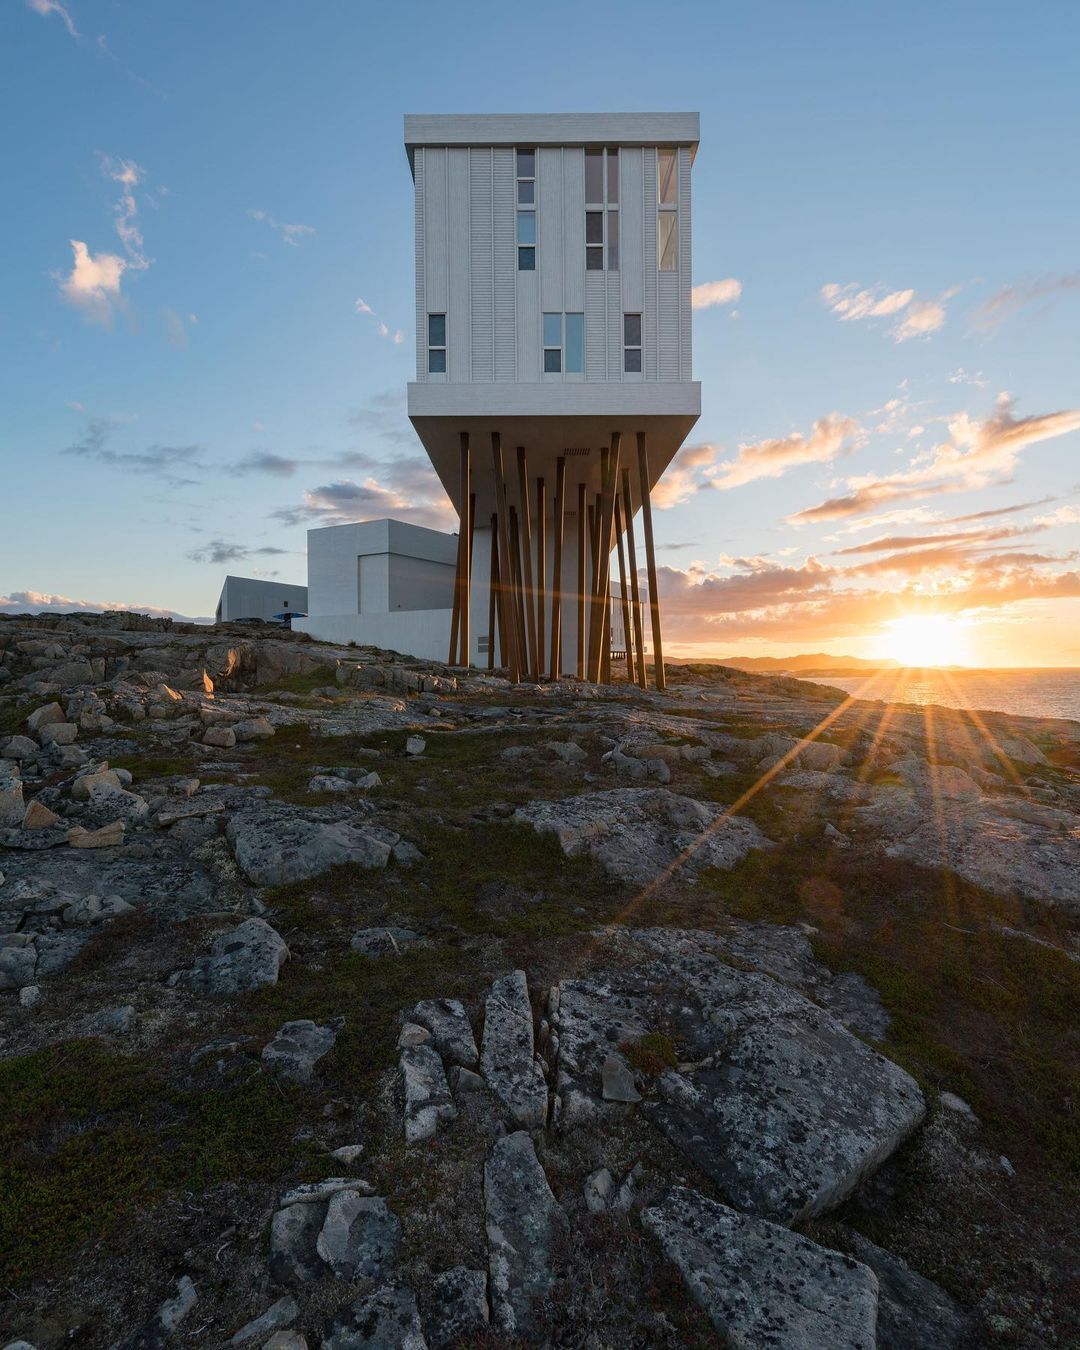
left=61, top=416, right=204, bottom=484
left=691, top=278, right=742, bottom=310
left=972, top=273, right=1080, bottom=330
left=272, top=452, right=455, bottom=533
left=187, top=539, right=288, bottom=565
left=789, top=395, right=1080, bottom=524
left=248, top=210, right=315, bottom=247
left=711, top=413, right=862, bottom=492
left=821, top=281, right=952, bottom=342
left=356, top=297, right=406, bottom=344
left=948, top=367, right=989, bottom=388
left=163, top=308, right=197, bottom=349
left=26, top=0, right=78, bottom=38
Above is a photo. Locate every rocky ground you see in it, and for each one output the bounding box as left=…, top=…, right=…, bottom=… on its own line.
left=0, top=611, right=1078, bottom=1349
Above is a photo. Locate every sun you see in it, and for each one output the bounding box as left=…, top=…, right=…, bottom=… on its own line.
left=877, top=613, right=972, bottom=667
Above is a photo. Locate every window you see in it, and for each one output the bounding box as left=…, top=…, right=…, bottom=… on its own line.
left=427, top=312, right=446, bottom=373
left=657, top=147, right=678, bottom=271
left=542, top=312, right=584, bottom=375
left=584, top=147, right=619, bottom=271
left=623, top=313, right=642, bottom=373
left=517, top=148, right=535, bottom=270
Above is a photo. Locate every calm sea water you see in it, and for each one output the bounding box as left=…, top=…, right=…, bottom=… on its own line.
left=798, top=669, right=1080, bottom=722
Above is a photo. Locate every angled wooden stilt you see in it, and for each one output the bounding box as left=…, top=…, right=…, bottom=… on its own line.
left=491, top=432, right=520, bottom=683
left=550, top=457, right=566, bottom=679
left=487, top=510, right=498, bottom=671
left=455, top=433, right=472, bottom=666
left=535, top=476, right=546, bottom=679
left=576, top=482, right=587, bottom=680
left=614, top=495, right=634, bottom=682
left=621, top=467, right=648, bottom=689
left=516, top=447, right=538, bottom=679
left=588, top=434, right=621, bottom=683
left=637, top=431, right=666, bottom=691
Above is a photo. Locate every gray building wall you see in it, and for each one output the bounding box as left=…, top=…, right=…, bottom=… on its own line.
left=412, top=140, right=693, bottom=388
left=216, top=576, right=308, bottom=623
left=307, top=519, right=458, bottom=618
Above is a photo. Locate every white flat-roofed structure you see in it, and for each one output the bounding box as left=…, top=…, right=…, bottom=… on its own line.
left=406, top=111, right=700, bottom=685
left=215, top=575, right=307, bottom=625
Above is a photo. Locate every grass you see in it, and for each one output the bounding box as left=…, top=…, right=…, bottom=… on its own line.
left=0, top=1040, right=304, bottom=1288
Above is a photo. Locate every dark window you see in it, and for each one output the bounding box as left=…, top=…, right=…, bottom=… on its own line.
left=427, top=312, right=446, bottom=374
left=607, top=209, right=619, bottom=271
left=624, top=347, right=642, bottom=373
left=584, top=149, right=618, bottom=271
left=585, top=211, right=603, bottom=244
left=543, top=348, right=562, bottom=373
left=586, top=246, right=603, bottom=271
left=428, top=347, right=447, bottom=373
left=518, top=247, right=535, bottom=270
left=623, top=312, right=642, bottom=373
left=585, top=148, right=603, bottom=203
left=606, top=147, right=619, bottom=203
left=516, top=148, right=535, bottom=178
left=517, top=178, right=535, bottom=204
left=517, top=149, right=536, bottom=269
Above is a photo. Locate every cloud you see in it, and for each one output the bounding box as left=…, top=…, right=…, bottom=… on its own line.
left=972, top=273, right=1080, bottom=330
left=228, top=452, right=303, bottom=477
left=355, top=298, right=374, bottom=314
left=944, top=495, right=1060, bottom=524
left=892, top=298, right=946, bottom=341
left=187, top=540, right=288, bottom=565
left=272, top=457, right=455, bottom=533
left=61, top=416, right=205, bottom=483
left=651, top=443, right=718, bottom=508
left=248, top=209, right=315, bottom=247
left=820, top=281, right=951, bottom=342
left=58, top=240, right=127, bottom=323
left=710, top=413, right=862, bottom=491
left=691, top=278, right=742, bottom=309
left=26, top=0, right=78, bottom=38
left=163, top=308, right=196, bottom=349
left=355, top=298, right=407, bottom=344
left=0, top=589, right=203, bottom=621
left=789, top=395, right=1080, bottom=524
left=948, top=367, right=988, bottom=389
left=832, top=524, right=1036, bottom=557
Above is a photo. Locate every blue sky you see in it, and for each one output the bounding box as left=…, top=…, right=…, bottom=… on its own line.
left=2, top=0, right=1078, bottom=664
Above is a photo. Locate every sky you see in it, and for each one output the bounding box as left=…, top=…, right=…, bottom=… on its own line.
left=1, top=0, right=1078, bottom=667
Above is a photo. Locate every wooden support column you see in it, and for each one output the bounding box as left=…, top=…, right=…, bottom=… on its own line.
left=487, top=511, right=499, bottom=671
left=508, top=505, right=529, bottom=677
left=457, top=434, right=472, bottom=665
left=576, top=482, right=587, bottom=680
left=550, top=456, right=566, bottom=678
left=637, top=431, right=666, bottom=691
left=516, top=447, right=538, bottom=680
left=535, top=476, right=546, bottom=679
left=614, top=495, right=634, bottom=681
left=588, top=434, right=621, bottom=683
left=621, top=467, right=648, bottom=689
left=491, top=432, right=520, bottom=683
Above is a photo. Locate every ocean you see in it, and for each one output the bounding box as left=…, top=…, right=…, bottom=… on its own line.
left=797, top=668, right=1080, bottom=722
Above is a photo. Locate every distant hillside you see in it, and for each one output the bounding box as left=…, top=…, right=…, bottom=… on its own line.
left=711, top=653, right=900, bottom=674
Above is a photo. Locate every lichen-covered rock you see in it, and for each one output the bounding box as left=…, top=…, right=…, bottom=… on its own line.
left=170, top=918, right=289, bottom=995
left=322, top=1283, right=426, bottom=1350
left=514, top=787, right=769, bottom=884
left=401, top=1043, right=456, bottom=1142
left=480, top=970, right=548, bottom=1128
left=316, top=1192, right=401, bottom=1282
left=226, top=805, right=395, bottom=886
left=262, top=1018, right=342, bottom=1083
left=643, top=1187, right=879, bottom=1349
left=484, top=1132, right=562, bottom=1337
left=406, top=997, right=479, bottom=1067
left=840, top=1230, right=976, bottom=1350
left=268, top=1202, right=324, bottom=1287
left=427, top=1267, right=488, bottom=1347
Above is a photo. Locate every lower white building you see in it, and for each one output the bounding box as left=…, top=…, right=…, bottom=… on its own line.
left=216, top=576, right=308, bottom=625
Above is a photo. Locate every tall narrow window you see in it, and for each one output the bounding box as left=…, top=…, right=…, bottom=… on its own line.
left=517, top=148, right=536, bottom=270
left=623, top=313, right=642, bottom=373
left=657, top=148, right=678, bottom=272
left=541, top=313, right=584, bottom=376
left=427, top=313, right=446, bottom=373
left=583, top=147, right=619, bottom=271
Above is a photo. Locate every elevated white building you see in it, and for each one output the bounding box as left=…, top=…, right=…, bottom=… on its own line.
left=299, top=112, right=700, bottom=685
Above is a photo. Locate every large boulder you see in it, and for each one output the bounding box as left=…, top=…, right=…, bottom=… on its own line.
left=484, top=1132, right=562, bottom=1337
left=322, top=1283, right=426, bottom=1350
left=643, top=1187, right=879, bottom=1349
left=514, top=787, right=769, bottom=885
left=169, top=918, right=289, bottom=995
left=225, top=805, right=396, bottom=887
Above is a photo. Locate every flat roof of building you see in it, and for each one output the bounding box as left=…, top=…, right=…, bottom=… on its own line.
left=404, top=112, right=699, bottom=158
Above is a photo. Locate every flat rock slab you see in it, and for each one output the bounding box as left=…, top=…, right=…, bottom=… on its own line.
left=322, top=1283, right=426, bottom=1350
left=480, top=970, right=548, bottom=1128
left=484, top=1132, right=562, bottom=1337
left=407, top=997, right=479, bottom=1066
left=427, top=1267, right=489, bottom=1347
left=400, top=1042, right=456, bottom=1142
left=840, top=1229, right=975, bottom=1350
left=226, top=804, right=397, bottom=887
left=514, top=786, right=769, bottom=885
left=553, top=929, right=924, bottom=1223
left=170, top=918, right=289, bottom=995
left=262, top=1017, right=342, bottom=1083
left=643, top=1187, right=879, bottom=1350
left=316, top=1192, right=401, bottom=1281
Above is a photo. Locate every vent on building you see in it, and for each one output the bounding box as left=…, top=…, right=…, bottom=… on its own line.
left=564, top=447, right=591, bottom=457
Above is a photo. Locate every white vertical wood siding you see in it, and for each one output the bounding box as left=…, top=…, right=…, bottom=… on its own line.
left=413, top=139, right=692, bottom=384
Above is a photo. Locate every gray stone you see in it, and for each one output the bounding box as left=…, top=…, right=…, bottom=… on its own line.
left=233, top=717, right=275, bottom=741
left=262, top=1335, right=307, bottom=1350
left=25, top=702, right=65, bottom=733
left=18, top=984, right=43, bottom=1009
left=480, top=970, right=548, bottom=1128
left=485, top=1131, right=562, bottom=1337
left=203, top=724, right=237, bottom=748
left=269, top=1202, right=324, bottom=1287
left=583, top=1166, right=614, bottom=1213
left=280, top=1178, right=369, bottom=1206
left=401, top=1042, right=456, bottom=1142
left=644, top=1187, right=878, bottom=1349
left=407, top=997, right=479, bottom=1066
left=39, top=721, right=78, bottom=746
left=2, top=735, right=38, bottom=760
left=0, top=781, right=24, bottom=827
left=87, top=1004, right=136, bottom=1035
left=262, top=1018, right=342, bottom=1083
left=322, top=1283, right=426, bottom=1350
left=316, top=1191, right=401, bottom=1281
left=227, top=806, right=394, bottom=887
left=405, top=735, right=426, bottom=755
left=398, top=1022, right=432, bottom=1048
left=427, top=1267, right=489, bottom=1347
left=840, top=1230, right=975, bottom=1350
left=391, top=839, right=424, bottom=867
left=71, top=768, right=122, bottom=800
left=351, top=925, right=419, bottom=956
left=157, top=1275, right=198, bottom=1334
left=551, top=740, right=587, bottom=764
left=515, top=787, right=769, bottom=885
left=308, top=775, right=356, bottom=793
left=330, top=1143, right=365, bottom=1166
left=170, top=918, right=289, bottom=995
left=86, top=783, right=150, bottom=826
left=612, top=1161, right=643, bottom=1211
left=228, top=1296, right=299, bottom=1344
left=601, top=1053, right=641, bottom=1102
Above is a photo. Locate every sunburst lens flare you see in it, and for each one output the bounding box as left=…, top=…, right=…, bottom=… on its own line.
left=876, top=614, right=972, bottom=668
